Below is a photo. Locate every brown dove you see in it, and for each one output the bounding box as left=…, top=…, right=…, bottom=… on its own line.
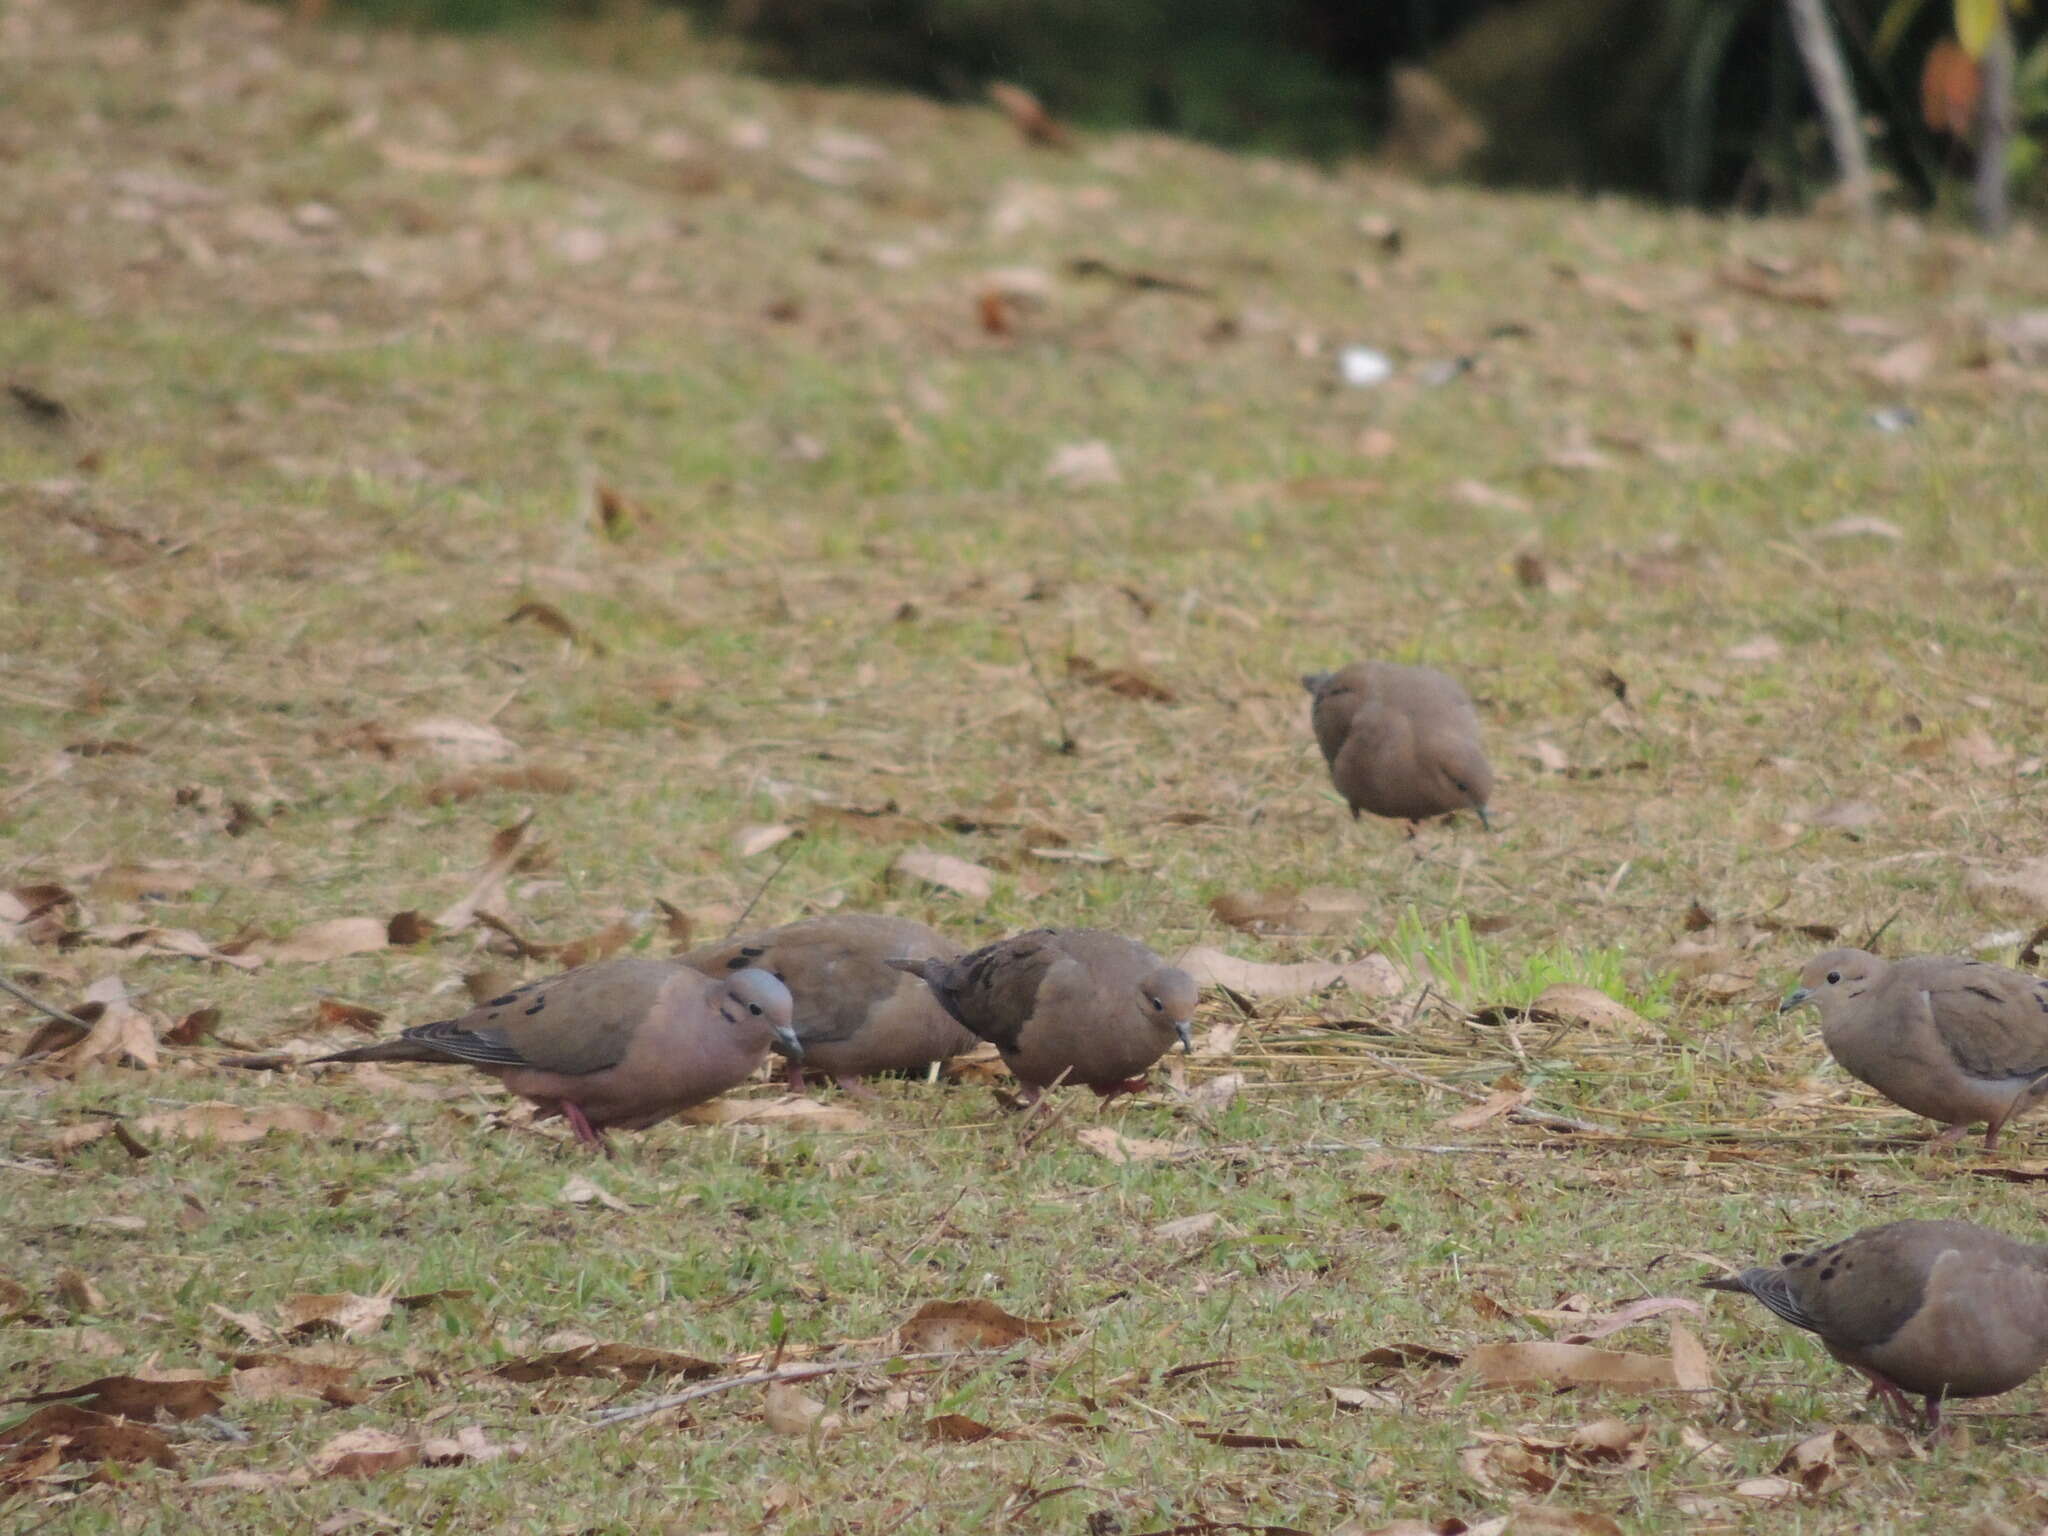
left=1782, top=947, right=2048, bottom=1151
left=315, top=960, right=796, bottom=1149
left=681, top=913, right=976, bottom=1092
left=1705, top=1219, right=2048, bottom=1429
left=1301, top=661, right=1493, bottom=828
left=889, top=928, right=1198, bottom=1104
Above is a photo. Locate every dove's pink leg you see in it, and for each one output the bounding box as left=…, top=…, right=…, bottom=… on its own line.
left=561, top=1100, right=613, bottom=1156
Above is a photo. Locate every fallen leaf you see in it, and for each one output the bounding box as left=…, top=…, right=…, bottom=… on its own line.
left=1441, top=1087, right=1534, bottom=1131
left=1523, top=1296, right=1705, bottom=1344
left=494, top=1342, right=719, bottom=1384
left=0, top=1403, right=176, bottom=1469
left=310, top=1425, right=417, bottom=1478
left=1449, top=478, right=1531, bottom=514
left=677, top=1095, right=871, bottom=1132
left=888, top=848, right=993, bottom=905
left=398, top=716, right=515, bottom=764
left=229, top=1357, right=367, bottom=1407
left=1505, top=1508, right=1625, bottom=1536
left=54, top=1102, right=345, bottom=1152
left=987, top=81, right=1070, bottom=148
left=1814, top=514, right=1903, bottom=542
left=924, top=1413, right=998, bottom=1443
left=1732, top=1474, right=1804, bottom=1504
left=1964, top=858, right=2048, bottom=920
left=1045, top=440, right=1121, bottom=489
left=559, top=1174, right=633, bottom=1212
left=1193, top=1429, right=1310, bottom=1450
left=1075, top=1126, right=1181, bottom=1164
left=1461, top=1439, right=1558, bottom=1494
left=1153, top=1212, right=1221, bottom=1242
left=1174, top=947, right=1403, bottom=1001
left=1725, top=635, right=1784, bottom=663
left=1668, top=1323, right=1714, bottom=1391
left=1209, top=887, right=1367, bottom=936
left=895, top=1298, right=1077, bottom=1352
left=52, top=1269, right=106, bottom=1314
left=1465, top=1340, right=1685, bottom=1390
left=763, top=1381, right=842, bottom=1438
left=1066, top=654, right=1177, bottom=703
left=259, top=916, right=389, bottom=964
left=1526, top=984, right=1652, bottom=1037
left=433, top=814, right=534, bottom=930
left=1185, top=1072, right=1244, bottom=1110
left=15, top=1374, right=224, bottom=1421
left=420, top=1425, right=526, bottom=1465
left=1327, top=1385, right=1402, bottom=1411
left=732, top=823, right=798, bottom=859
left=279, top=1292, right=394, bottom=1341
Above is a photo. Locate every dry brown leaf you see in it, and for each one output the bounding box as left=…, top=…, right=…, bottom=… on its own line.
left=229, top=1356, right=367, bottom=1407
left=1209, top=886, right=1367, bottom=936
left=987, top=81, right=1070, bottom=148
left=73, top=923, right=263, bottom=970
left=1461, top=1439, right=1558, bottom=1494
left=1506, top=1508, right=1626, bottom=1536
left=1964, top=858, right=2048, bottom=920
left=888, top=848, right=993, bottom=905
left=1044, top=440, right=1121, bottom=489
left=279, top=1292, right=394, bottom=1340
left=923, top=1413, right=998, bottom=1443
left=1732, top=1474, right=1805, bottom=1504
left=0, top=1402, right=177, bottom=1469
left=54, top=1101, right=344, bottom=1152
left=763, top=1381, right=842, bottom=1438
left=424, top=766, right=577, bottom=804
left=1174, top=946, right=1403, bottom=1001
left=1527, top=984, right=1652, bottom=1037
left=1066, top=654, right=1176, bottom=703
left=895, top=1298, right=1077, bottom=1352
left=1441, top=1086, right=1535, bottom=1131
left=259, top=916, right=389, bottom=964
left=1725, top=635, right=1784, bottom=663
left=1813, top=514, right=1903, bottom=542
left=310, top=1425, right=417, bottom=1478
left=16, top=1373, right=224, bottom=1421
left=398, top=716, right=515, bottom=764
left=1465, top=1340, right=1683, bottom=1390
left=1153, top=1212, right=1221, bottom=1242
left=677, top=1095, right=871, bottom=1132
left=494, top=1342, right=719, bottom=1384
left=52, top=1269, right=107, bottom=1314
left=1774, top=1424, right=1916, bottom=1492
left=433, top=813, right=534, bottom=930
left=1075, top=1126, right=1181, bottom=1164
left=44, top=976, right=158, bottom=1074
left=1668, top=1323, right=1714, bottom=1391
left=1525, top=1296, right=1705, bottom=1344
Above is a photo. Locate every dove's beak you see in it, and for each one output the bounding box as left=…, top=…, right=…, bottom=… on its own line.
left=773, top=1024, right=805, bottom=1060
left=1779, top=987, right=1813, bottom=1015
left=1175, top=1019, right=1195, bottom=1054
left=1476, top=805, right=1492, bottom=832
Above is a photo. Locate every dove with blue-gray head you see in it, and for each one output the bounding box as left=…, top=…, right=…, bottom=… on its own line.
left=316, top=960, right=795, bottom=1149
left=1783, top=947, right=2048, bottom=1151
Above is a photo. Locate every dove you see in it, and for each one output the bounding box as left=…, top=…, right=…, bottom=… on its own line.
left=315, top=961, right=796, bottom=1149
left=1302, top=661, right=1493, bottom=829
left=889, top=928, right=1198, bottom=1105
left=681, top=913, right=976, bottom=1092
left=1705, top=1219, right=2048, bottom=1429
left=1781, top=947, right=2048, bottom=1151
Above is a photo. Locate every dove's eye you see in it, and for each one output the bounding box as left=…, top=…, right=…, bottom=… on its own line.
left=1825, top=971, right=1841, bottom=985
left=748, top=1003, right=763, bottom=1015
left=1150, top=997, right=1163, bottom=1011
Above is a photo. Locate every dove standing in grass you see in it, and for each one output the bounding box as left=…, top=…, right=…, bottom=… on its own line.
left=1782, top=947, right=2048, bottom=1151
left=889, top=928, right=1197, bottom=1105
left=315, top=960, right=796, bottom=1150
left=1301, top=661, right=1493, bottom=829
left=682, top=913, right=976, bottom=1092
left=1705, top=1219, right=2048, bottom=1430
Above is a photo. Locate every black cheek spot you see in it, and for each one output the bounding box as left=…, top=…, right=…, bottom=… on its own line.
left=1966, top=985, right=2001, bottom=1002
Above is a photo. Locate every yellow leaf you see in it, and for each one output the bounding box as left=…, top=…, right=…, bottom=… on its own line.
left=1956, top=0, right=2007, bottom=59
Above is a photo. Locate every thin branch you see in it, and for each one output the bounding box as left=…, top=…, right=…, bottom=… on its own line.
left=1785, top=0, right=1876, bottom=220
left=0, top=972, right=91, bottom=1032
left=725, top=833, right=806, bottom=939
left=587, top=1351, right=967, bottom=1426
left=1013, top=626, right=1077, bottom=755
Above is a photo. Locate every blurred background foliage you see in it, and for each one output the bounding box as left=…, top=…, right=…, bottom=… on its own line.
left=307, top=0, right=2047, bottom=212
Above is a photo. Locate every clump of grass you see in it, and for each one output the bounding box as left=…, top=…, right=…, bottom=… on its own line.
left=1386, top=909, right=1676, bottom=1018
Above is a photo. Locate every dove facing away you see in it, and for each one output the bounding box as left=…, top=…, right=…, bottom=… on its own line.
left=1302, top=661, right=1493, bottom=829
left=889, top=928, right=1197, bottom=1105
left=681, top=913, right=975, bottom=1092
left=315, top=960, right=796, bottom=1149
left=1782, top=947, right=2048, bottom=1151
left=1705, top=1219, right=2048, bottom=1430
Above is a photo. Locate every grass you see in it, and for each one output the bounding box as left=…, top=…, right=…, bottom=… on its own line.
left=4, top=0, right=2048, bottom=1529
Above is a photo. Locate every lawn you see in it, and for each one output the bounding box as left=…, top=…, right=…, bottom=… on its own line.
left=4, top=0, right=2048, bottom=1529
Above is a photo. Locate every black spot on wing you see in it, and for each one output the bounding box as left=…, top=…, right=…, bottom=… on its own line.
left=487, top=994, right=519, bottom=1008
left=524, top=999, right=545, bottom=1016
